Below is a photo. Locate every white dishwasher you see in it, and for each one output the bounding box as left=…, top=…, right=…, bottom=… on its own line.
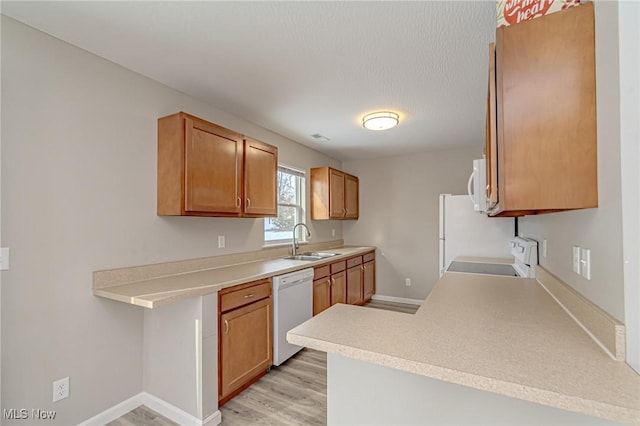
left=271, top=268, right=314, bottom=366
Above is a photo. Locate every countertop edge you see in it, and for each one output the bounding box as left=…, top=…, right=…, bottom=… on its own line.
left=287, top=331, right=639, bottom=425
left=92, top=246, right=376, bottom=308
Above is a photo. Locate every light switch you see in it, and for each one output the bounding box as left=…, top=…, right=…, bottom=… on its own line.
left=572, top=246, right=580, bottom=274
left=542, top=239, right=548, bottom=258
left=217, top=235, right=225, bottom=249
left=580, top=248, right=591, bottom=280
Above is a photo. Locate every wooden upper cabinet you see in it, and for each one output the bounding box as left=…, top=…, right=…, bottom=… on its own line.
left=488, top=3, right=597, bottom=216
left=311, top=167, right=359, bottom=220
left=243, top=138, right=277, bottom=216
left=344, top=174, right=359, bottom=219
left=486, top=43, right=499, bottom=212
left=157, top=112, right=277, bottom=217
left=185, top=119, right=243, bottom=214
left=329, top=169, right=345, bottom=218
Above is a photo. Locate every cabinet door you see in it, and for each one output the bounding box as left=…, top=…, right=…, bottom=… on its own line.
left=329, top=169, right=345, bottom=218
left=330, top=271, right=346, bottom=305
left=346, top=265, right=363, bottom=305
left=313, top=277, right=331, bottom=316
left=185, top=118, right=243, bottom=214
left=496, top=3, right=597, bottom=212
left=243, top=138, right=277, bottom=216
left=344, top=174, right=359, bottom=219
left=486, top=43, right=499, bottom=211
left=363, top=260, right=375, bottom=302
left=219, top=298, right=272, bottom=400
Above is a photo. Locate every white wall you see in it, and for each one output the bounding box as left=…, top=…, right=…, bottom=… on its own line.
left=519, top=1, right=626, bottom=322
left=0, top=16, right=341, bottom=424
left=0, top=15, right=4, bottom=425
left=618, top=0, right=640, bottom=373
left=342, top=147, right=479, bottom=300
left=327, top=354, right=620, bottom=425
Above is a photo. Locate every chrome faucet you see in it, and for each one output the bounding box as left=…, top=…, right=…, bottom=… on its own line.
left=292, top=223, right=311, bottom=256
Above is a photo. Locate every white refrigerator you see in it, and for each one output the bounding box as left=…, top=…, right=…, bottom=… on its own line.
left=439, top=194, right=515, bottom=277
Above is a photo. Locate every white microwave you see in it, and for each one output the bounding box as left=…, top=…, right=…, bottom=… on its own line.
left=467, top=158, right=488, bottom=213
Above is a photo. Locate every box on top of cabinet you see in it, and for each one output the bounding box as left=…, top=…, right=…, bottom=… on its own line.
left=497, top=0, right=587, bottom=27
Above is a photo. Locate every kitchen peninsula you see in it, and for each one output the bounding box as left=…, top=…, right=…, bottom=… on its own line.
left=288, top=268, right=640, bottom=425
left=92, top=241, right=374, bottom=425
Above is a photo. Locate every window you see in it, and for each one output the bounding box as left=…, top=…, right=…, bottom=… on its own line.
left=264, top=165, right=306, bottom=244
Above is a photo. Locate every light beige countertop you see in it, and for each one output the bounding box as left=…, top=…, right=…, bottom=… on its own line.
left=287, top=271, right=640, bottom=424
left=93, top=246, right=374, bottom=308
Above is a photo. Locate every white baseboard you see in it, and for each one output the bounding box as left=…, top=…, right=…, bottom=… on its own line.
left=78, top=393, right=145, bottom=426
left=78, top=392, right=222, bottom=426
left=371, top=294, right=423, bottom=306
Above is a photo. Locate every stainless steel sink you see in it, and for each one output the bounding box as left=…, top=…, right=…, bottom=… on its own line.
left=300, top=252, right=339, bottom=258
left=284, top=252, right=340, bottom=261
left=285, top=255, right=324, bottom=261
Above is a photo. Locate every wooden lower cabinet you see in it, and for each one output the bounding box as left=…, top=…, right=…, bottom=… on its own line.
left=346, top=255, right=364, bottom=305
left=312, top=253, right=375, bottom=314
left=330, top=271, right=347, bottom=305
left=313, top=277, right=331, bottom=315
left=218, top=280, right=272, bottom=405
left=346, top=265, right=363, bottom=305
left=363, top=260, right=375, bottom=302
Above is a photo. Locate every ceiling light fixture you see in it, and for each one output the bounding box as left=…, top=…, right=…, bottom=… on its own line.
left=362, top=111, right=399, bottom=131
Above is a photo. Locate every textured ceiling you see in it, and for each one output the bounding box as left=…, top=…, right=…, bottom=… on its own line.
left=1, top=1, right=496, bottom=160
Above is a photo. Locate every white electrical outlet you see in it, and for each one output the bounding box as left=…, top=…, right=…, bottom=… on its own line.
left=580, top=248, right=591, bottom=280
left=217, top=235, right=225, bottom=249
left=405, top=278, right=411, bottom=287
left=331, top=229, right=335, bottom=237
left=52, top=377, right=69, bottom=402
left=542, top=239, right=548, bottom=258
left=572, top=246, right=581, bottom=274
left=0, top=247, right=9, bottom=270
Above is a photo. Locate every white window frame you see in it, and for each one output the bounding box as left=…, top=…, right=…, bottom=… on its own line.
left=264, top=165, right=306, bottom=245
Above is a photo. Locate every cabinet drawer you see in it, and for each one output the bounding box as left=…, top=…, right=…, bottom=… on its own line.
left=220, top=279, right=271, bottom=313
left=363, top=252, right=375, bottom=263
left=330, top=260, right=346, bottom=274
left=314, top=265, right=330, bottom=280
left=346, top=256, right=362, bottom=269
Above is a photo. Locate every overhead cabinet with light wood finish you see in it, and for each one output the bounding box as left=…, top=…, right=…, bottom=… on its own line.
left=486, top=3, right=597, bottom=217
left=158, top=112, right=277, bottom=217
left=311, top=167, right=359, bottom=220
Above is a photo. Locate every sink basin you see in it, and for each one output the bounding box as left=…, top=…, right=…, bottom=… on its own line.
left=285, top=255, right=324, bottom=261
left=284, top=252, right=340, bottom=261
left=299, top=252, right=339, bottom=258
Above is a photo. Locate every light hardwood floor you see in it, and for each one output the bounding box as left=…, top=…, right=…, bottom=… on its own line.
left=109, top=300, right=419, bottom=426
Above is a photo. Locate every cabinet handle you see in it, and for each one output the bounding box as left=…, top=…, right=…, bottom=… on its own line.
left=246, top=198, right=251, bottom=208
left=360, top=265, right=365, bottom=272
left=243, top=293, right=255, bottom=299
left=224, top=320, right=229, bottom=335
left=342, top=208, right=346, bottom=217
left=330, top=277, right=334, bottom=287
left=236, top=197, right=241, bottom=208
